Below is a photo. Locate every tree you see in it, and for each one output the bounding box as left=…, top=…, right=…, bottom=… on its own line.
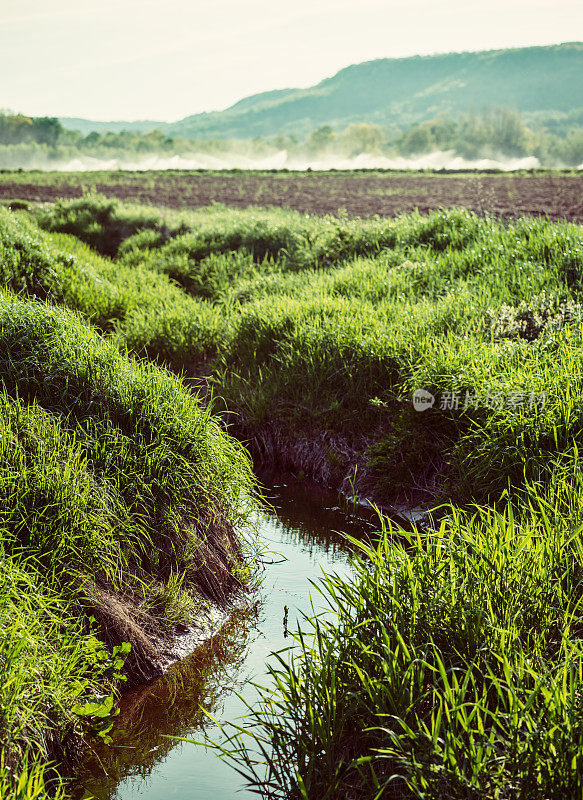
left=558, top=129, right=583, bottom=166
left=489, top=108, right=526, bottom=156
left=400, top=123, right=435, bottom=155
left=0, top=114, right=33, bottom=145
left=32, top=117, right=62, bottom=147
left=340, top=123, right=386, bottom=155
left=306, top=125, right=336, bottom=154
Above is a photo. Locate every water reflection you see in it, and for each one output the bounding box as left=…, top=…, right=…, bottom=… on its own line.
left=74, top=476, right=375, bottom=800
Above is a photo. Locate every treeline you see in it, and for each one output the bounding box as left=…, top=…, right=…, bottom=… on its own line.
left=0, top=113, right=188, bottom=158
left=0, top=107, right=582, bottom=167
left=396, top=107, right=583, bottom=165
left=301, top=108, right=583, bottom=165
left=0, top=113, right=63, bottom=146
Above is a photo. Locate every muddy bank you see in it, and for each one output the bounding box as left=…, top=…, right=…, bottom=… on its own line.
left=53, top=578, right=253, bottom=795
left=94, top=593, right=244, bottom=686
left=72, top=477, right=368, bottom=800
left=228, top=419, right=437, bottom=522
left=75, top=511, right=251, bottom=690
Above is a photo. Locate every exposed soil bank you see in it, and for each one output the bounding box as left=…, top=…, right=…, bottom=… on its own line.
left=228, top=420, right=435, bottom=521
left=92, top=588, right=247, bottom=687
left=52, top=558, right=254, bottom=798
left=75, top=513, right=251, bottom=689
left=72, top=477, right=368, bottom=800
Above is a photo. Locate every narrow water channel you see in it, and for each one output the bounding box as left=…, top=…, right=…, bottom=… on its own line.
left=75, top=476, right=377, bottom=800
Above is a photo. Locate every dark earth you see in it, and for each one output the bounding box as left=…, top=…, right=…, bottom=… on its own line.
left=0, top=170, right=581, bottom=222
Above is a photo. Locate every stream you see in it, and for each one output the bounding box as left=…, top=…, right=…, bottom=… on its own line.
left=74, top=475, right=378, bottom=800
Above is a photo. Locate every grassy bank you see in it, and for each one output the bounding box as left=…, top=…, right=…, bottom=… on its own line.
left=25, top=194, right=583, bottom=506
left=216, top=459, right=583, bottom=798
left=0, top=286, right=253, bottom=795
left=1, top=192, right=582, bottom=797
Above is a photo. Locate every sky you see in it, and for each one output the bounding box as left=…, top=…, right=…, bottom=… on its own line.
left=1, top=0, right=582, bottom=122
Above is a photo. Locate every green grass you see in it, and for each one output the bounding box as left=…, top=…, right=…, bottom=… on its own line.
left=212, top=457, right=583, bottom=798
left=0, top=285, right=254, bottom=796
left=1, top=193, right=583, bottom=798
left=20, top=195, right=583, bottom=500
left=36, top=194, right=191, bottom=257
left=0, top=207, right=223, bottom=367
left=0, top=548, right=134, bottom=799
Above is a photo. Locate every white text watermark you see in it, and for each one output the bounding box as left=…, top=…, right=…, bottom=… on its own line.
left=413, top=388, right=547, bottom=412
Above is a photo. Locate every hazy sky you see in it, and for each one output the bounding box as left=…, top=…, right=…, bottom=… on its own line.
left=2, top=0, right=581, bottom=121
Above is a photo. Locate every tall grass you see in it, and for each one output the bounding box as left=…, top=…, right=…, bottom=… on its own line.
left=36, top=194, right=191, bottom=257
left=19, top=196, right=583, bottom=499
left=0, top=551, right=118, bottom=797
left=213, top=455, right=583, bottom=798
left=0, top=289, right=255, bottom=797
left=0, top=208, right=224, bottom=367
left=1, top=195, right=582, bottom=797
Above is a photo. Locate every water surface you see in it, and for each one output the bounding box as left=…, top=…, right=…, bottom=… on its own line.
left=76, top=477, right=377, bottom=800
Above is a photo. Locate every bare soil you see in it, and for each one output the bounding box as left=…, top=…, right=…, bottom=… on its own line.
left=0, top=170, right=581, bottom=222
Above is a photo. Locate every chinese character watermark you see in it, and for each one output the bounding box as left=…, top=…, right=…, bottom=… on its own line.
left=413, top=389, right=547, bottom=412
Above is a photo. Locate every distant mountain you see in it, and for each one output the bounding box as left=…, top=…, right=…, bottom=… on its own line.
left=60, top=42, right=583, bottom=140
left=60, top=118, right=164, bottom=135
left=226, top=88, right=298, bottom=114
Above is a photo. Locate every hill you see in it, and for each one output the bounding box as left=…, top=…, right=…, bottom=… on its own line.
left=59, top=42, right=583, bottom=140
left=59, top=117, right=164, bottom=135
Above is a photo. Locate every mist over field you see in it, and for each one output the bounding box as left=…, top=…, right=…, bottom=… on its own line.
left=2, top=44, right=582, bottom=173
left=2, top=6, right=583, bottom=797
left=1, top=150, right=546, bottom=172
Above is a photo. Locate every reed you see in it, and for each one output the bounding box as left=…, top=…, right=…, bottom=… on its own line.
left=212, top=456, right=583, bottom=798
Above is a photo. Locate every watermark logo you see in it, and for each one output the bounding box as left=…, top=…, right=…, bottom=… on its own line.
left=412, top=388, right=547, bottom=412
left=413, top=389, right=435, bottom=412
